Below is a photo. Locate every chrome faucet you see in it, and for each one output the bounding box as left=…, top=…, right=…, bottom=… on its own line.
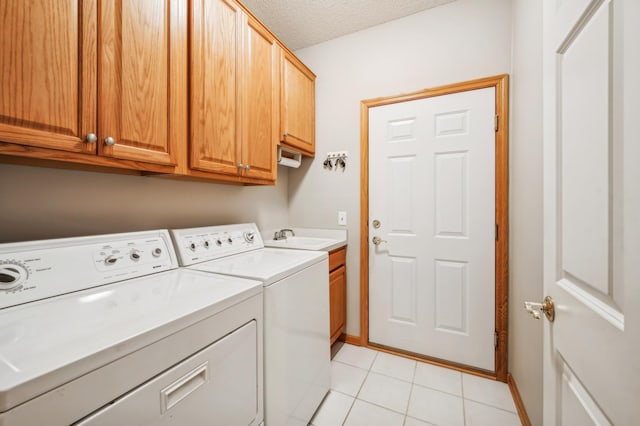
left=273, top=229, right=295, bottom=240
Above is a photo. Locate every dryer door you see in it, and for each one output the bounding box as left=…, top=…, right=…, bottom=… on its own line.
left=75, top=321, right=259, bottom=426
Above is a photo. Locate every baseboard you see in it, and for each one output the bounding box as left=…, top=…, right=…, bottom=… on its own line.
left=340, top=333, right=362, bottom=345
left=507, top=373, right=532, bottom=426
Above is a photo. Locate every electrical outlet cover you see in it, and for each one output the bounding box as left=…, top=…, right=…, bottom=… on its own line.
left=338, top=211, right=347, bottom=226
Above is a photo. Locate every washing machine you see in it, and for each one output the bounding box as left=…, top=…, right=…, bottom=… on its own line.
left=171, top=223, right=330, bottom=426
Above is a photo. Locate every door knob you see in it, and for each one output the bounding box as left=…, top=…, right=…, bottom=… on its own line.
left=372, top=236, right=387, bottom=246
left=524, top=296, right=555, bottom=322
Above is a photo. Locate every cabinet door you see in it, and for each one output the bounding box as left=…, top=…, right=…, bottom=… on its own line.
left=241, top=15, right=277, bottom=182
left=190, top=0, right=242, bottom=176
left=329, top=265, right=347, bottom=344
left=0, top=1, right=97, bottom=154
left=281, top=51, right=315, bottom=156
left=99, top=0, right=185, bottom=166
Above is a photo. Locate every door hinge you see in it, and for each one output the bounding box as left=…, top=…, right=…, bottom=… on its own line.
left=494, top=114, right=499, bottom=132
left=494, top=331, right=499, bottom=348
left=495, top=224, right=498, bottom=241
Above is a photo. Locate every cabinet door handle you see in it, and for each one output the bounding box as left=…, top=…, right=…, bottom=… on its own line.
left=245, top=165, right=251, bottom=171
left=104, top=136, right=116, bottom=146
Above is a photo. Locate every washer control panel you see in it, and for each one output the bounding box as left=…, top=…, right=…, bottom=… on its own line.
left=171, top=223, right=263, bottom=266
left=92, top=240, right=170, bottom=272
left=0, top=230, right=177, bottom=309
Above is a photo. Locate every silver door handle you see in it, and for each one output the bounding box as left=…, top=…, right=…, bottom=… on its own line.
left=372, top=236, right=387, bottom=246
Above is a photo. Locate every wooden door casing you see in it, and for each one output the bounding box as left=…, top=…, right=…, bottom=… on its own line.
left=360, top=75, right=509, bottom=381
left=99, top=0, right=184, bottom=166
left=0, top=0, right=96, bottom=154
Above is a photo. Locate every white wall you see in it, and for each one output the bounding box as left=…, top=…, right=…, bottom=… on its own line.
left=291, top=0, right=513, bottom=338
left=291, top=0, right=545, bottom=421
left=509, top=0, right=544, bottom=424
left=0, top=164, right=289, bottom=242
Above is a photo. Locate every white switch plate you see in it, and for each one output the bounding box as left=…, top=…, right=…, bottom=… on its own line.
left=338, top=211, right=347, bottom=226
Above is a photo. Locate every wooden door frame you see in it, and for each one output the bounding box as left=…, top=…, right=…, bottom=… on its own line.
left=359, top=74, right=509, bottom=382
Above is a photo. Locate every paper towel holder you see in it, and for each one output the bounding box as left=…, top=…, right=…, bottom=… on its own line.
left=277, top=145, right=302, bottom=168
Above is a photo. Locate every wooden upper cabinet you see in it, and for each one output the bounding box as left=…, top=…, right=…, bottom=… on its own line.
left=0, top=0, right=186, bottom=170
left=190, top=0, right=241, bottom=176
left=281, top=49, right=316, bottom=157
left=99, top=0, right=185, bottom=166
left=0, top=0, right=309, bottom=181
left=0, top=1, right=97, bottom=154
left=241, top=15, right=277, bottom=182
left=190, top=0, right=276, bottom=183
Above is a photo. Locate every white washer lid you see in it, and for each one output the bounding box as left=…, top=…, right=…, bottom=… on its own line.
left=187, top=248, right=327, bottom=285
left=0, top=269, right=262, bottom=412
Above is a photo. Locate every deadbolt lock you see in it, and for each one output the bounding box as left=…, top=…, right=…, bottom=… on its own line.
left=372, top=220, right=381, bottom=229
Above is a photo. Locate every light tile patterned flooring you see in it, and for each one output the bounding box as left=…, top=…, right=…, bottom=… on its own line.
left=310, top=343, right=521, bottom=426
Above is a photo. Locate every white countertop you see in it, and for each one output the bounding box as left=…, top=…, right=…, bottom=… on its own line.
left=261, top=227, right=347, bottom=252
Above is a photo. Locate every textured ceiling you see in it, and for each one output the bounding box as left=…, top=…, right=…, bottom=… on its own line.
left=241, top=0, right=457, bottom=51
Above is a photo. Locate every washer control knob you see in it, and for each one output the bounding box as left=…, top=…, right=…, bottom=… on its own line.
left=189, top=242, right=197, bottom=251
left=152, top=248, right=162, bottom=257
left=203, top=240, right=210, bottom=249
left=130, top=250, right=141, bottom=261
left=216, top=239, right=222, bottom=246
left=227, top=237, right=233, bottom=244
left=105, top=255, right=118, bottom=266
left=0, top=264, right=26, bottom=291
left=244, top=232, right=255, bottom=243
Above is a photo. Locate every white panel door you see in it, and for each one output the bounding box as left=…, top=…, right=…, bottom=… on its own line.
left=543, top=0, right=640, bottom=424
left=368, top=88, right=496, bottom=370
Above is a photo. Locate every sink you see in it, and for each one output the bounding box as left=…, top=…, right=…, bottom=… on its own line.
left=263, top=236, right=339, bottom=251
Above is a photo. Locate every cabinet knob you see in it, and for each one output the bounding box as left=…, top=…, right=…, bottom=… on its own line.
left=238, top=163, right=244, bottom=170
left=104, top=136, right=116, bottom=147
left=85, top=133, right=98, bottom=144
left=245, top=165, right=251, bottom=171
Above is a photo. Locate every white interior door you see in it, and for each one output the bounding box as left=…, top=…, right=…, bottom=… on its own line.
left=368, top=88, right=496, bottom=371
left=543, top=0, right=640, bottom=424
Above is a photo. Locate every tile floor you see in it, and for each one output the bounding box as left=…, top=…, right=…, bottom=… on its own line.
left=310, top=344, right=521, bottom=426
